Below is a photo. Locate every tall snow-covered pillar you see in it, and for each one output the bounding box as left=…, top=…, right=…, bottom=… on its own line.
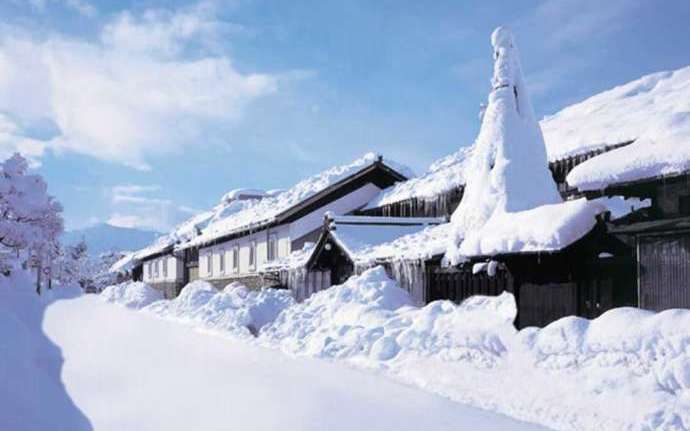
left=446, top=27, right=562, bottom=263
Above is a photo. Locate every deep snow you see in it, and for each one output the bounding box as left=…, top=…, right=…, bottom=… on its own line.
left=102, top=268, right=690, bottom=430
left=42, top=293, right=545, bottom=431
left=0, top=272, right=90, bottom=431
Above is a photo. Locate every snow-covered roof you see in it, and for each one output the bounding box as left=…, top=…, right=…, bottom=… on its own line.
left=109, top=252, right=136, bottom=274
left=181, top=153, right=411, bottom=249
left=365, top=146, right=473, bottom=209
left=132, top=153, right=411, bottom=260
left=328, top=216, right=445, bottom=264
left=335, top=222, right=451, bottom=264
left=455, top=198, right=604, bottom=257
left=541, top=65, right=690, bottom=189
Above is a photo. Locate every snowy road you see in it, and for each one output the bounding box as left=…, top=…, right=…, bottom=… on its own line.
left=44, top=296, right=547, bottom=431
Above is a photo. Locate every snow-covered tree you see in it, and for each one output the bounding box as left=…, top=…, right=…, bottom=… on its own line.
left=0, top=153, right=64, bottom=291
left=446, top=27, right=562, bottom=263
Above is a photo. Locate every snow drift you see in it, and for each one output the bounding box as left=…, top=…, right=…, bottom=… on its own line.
left=258, top=267, right=690, bottom=430
left=101, top=281, right=164, bottom=309
left=139, top=280, right=295, bottom=338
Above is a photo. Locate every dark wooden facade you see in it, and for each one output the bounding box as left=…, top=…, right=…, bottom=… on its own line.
left=422, top=222, right=637, bottom=328
left=548, top=141, right=634, bottom=198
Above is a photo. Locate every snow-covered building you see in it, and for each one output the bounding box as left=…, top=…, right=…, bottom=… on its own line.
left=542, top=65, right=690, bottom=313
left=358, top=147, right=473, bottom=218
left=131, top=153, right=410, bottom=297
left=264, top=214, right=445, bottom=303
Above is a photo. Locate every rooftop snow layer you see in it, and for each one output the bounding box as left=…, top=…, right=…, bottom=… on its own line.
left=541, top=65, right=690, bottom=185
left=365, top=146, right=473, bottom=208
left=330, top=217, right=445, bottom=263
left=457, top=198, right=604, bottom=257
left=183, top=153, right=412, bottom=248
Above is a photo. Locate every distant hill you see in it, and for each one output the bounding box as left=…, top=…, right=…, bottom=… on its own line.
left=63, top=223, right=160, bottom=256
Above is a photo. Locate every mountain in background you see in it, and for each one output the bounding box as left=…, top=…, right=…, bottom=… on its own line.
left=63, top=223, right=160, bottom=256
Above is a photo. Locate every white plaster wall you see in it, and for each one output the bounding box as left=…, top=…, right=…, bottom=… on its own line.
left=289, top=183, right=381, bottom=244
left=142, top=255, right=183, bottom=283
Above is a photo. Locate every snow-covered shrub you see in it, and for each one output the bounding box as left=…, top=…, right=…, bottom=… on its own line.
left=101, top=281, right=163, bottom=309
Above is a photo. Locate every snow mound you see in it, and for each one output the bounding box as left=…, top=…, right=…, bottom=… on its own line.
left=101, top=281, right=163, bottom=309
left=144, top=280, right=294, bottom=338
left=260, top=266, right=516, bottom=367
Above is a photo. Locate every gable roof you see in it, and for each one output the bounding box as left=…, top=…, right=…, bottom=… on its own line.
left=306, top=215, right=446, bottom=268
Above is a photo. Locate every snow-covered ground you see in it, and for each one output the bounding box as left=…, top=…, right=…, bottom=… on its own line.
left=42, top=294, right=544, bottom=431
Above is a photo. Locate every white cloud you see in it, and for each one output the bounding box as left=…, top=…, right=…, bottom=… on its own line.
left=107, top=184, right=197, bottom=232
left=0, top=3, right=278, bottom=170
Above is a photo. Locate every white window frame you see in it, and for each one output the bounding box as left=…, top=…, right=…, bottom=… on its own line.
left=162, top=257, right=168, bottom=278
left=154, top=260, right=159, bottom=278
left=219, top=248, right=225, bottom=273
left=232, top=246, right=239, bottom=273
left=267, top=234, right=278, bottom=262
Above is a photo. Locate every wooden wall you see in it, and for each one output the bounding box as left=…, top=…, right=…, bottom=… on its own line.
left=638, top=232, right=690, bottom=310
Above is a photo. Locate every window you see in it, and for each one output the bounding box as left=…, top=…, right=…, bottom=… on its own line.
left=232, top=246, right=239, bottom=272
left=154, top=260, right=159, bottom=277
left=219, top=249, right=225, bottom=273
left=162, top=258, right=168, bottom=278
left=680, top=195, right=690, bottom=216
left=206, top=253, right=212, bottom=276
left=267, top=235, right=278, bottom=262
left=249, top=241, right=256, bottom=269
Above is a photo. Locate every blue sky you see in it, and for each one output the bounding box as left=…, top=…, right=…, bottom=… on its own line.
left=1, top=0, right=689, bottom=232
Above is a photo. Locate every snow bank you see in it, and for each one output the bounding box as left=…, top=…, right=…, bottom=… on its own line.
left=260, top=267, right=690, bottom=430
left=143, top=280, right=294, bottom=338
left=101, top=281, right=164, bottom=309
left=260, top=266, right=516, bottom=366
left=542, top=65, right=690, bottom=190
left=0, top=271, right=91, bottom=431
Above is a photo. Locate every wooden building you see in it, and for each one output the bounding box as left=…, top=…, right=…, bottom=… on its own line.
left=588, top=170, right=690, bottom=312
left=267, top=215, right=444, bottom=302
left=424, top=219, right=637, bottom=328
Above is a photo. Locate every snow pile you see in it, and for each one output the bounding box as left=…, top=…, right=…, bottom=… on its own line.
left=101, top=281, right=164, bottom=309
left=542, top=66, right=690, bottom=188
left=0, top=271, right=91, bottom=431
left=260, top=267, right=690, bottom=429
left=260, top=266, right=515, bottom=366
left=144, top=280, right=294, bottom=338
left=446, top=27, right=601, bottom=261
left=365, top=146, right=473, bottom=208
